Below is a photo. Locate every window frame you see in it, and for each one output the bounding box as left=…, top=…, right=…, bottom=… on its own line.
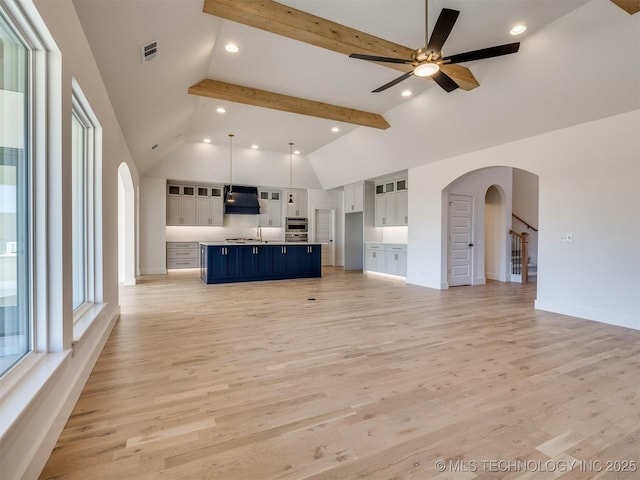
left=70, top=78, right=102, bottom=336
left=0, top=3, right=35, bottom=381
left=0, top=8, right=64, bottom=442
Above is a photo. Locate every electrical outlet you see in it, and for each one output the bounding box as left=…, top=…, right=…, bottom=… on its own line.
left=560, top=233, right=573, bottom=243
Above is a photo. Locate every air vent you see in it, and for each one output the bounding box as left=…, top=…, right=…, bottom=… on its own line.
left=141, top=40, right=158, bottom=63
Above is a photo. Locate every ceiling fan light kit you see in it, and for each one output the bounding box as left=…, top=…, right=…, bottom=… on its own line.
left=349, top=2, right=520, bottom=94
left=413, top=62, right=440, bottom=77
left=510, top=24, right=527, bottom=35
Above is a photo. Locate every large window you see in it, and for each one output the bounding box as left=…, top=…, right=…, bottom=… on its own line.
left=0, top=11, right=30, bottom=376
left=71, top=80, right=101, bottom=330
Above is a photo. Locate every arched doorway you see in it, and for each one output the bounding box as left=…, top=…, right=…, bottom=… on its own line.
left=442, top=166, right=538, bottom=287
left=118, top=163, right=136, bottom=285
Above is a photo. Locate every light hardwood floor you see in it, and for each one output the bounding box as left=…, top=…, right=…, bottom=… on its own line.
left=40, top=268, right=640, bottom=479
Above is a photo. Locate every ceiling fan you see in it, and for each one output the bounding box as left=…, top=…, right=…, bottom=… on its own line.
left=349, top=1, right=520, bottom=93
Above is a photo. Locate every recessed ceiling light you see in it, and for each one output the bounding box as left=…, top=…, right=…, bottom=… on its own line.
left=251, top=144, right=259, bottom=149
left=401, top=89, right=413, bottom=97
left=216, top=107, right=226, bottom=113
left=294, top=150, right=301, bottom=155
left=225, top=43, right=239, bottom=53
left=331, top=127, right=340, bottom=133
left=510, top=24, right=527, bottom=35
left=203, top=138, right=211, bottom=143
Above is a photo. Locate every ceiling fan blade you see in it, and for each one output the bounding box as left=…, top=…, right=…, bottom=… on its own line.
left=431, top=70, right=459, bottom=93
left=349, top=53, right=413, bottom=65
left=372, top=71, right=414, bottom=93
left=439, top=64, right=479, bottom=91
left=426, top=8, right=460, bottom=53
left=443, top=42, right=520, bottom=64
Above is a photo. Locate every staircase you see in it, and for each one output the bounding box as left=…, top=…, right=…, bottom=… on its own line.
left=510, top=213, right=538, bottom=284
left=510, top=250, right=537, bottom=283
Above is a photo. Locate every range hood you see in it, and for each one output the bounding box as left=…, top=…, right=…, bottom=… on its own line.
left=223, top=185, right=261, bottom=215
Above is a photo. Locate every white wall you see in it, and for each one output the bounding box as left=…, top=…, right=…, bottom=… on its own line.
left=408, top=110, right=640, bottom=330
left=1, top=1, right=139, bottom=479
left=118, top=162, right=136, bottom=284
left=513, top=169, right=540, bottom=265
left=139, top=176, right=167, bottom=274
left=146, top=141, right=322, bottom=190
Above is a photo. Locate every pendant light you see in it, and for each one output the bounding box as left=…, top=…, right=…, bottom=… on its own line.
left=227, top=133, right=235, bottom=203
left=288, top=142, right=294, bottom=205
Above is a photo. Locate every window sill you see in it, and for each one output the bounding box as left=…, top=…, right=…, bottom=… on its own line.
left=0, top=350, right=70, bottom=439
left=73, top=302, right=107, bottom=344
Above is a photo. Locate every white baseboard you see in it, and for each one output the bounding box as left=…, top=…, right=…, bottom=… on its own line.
left=535, top=299, right=639, bottom=331
left=140, top=267, right=167, bottom=275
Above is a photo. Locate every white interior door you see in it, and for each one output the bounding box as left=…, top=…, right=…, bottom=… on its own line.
left=315, top=208, right=335, bottom=266
left=448, top=194, right=474, bottom=286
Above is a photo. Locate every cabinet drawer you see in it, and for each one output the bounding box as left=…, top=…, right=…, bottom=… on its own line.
left=167, top=258, right=198, bottom=269
left=167, top=242, right=198, bottom=249
left=386, top=244, right=407, bottom=253
left=167, top=249, right=198, bottom=260
left=365, top=243, right=385, bottom=251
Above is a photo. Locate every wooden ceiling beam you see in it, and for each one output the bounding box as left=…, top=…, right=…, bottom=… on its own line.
left=202, top=0, right=415, bottom=73
left=188, top=79, right=390, bottom=130
left=610, top=0, right=640, bottom=14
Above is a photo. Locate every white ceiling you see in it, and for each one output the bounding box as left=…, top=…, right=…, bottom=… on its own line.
left=72, top=0, right=596, bottom=175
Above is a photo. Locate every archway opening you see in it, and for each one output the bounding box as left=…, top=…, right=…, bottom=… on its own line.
left=485, top=185, right=506, bottom=282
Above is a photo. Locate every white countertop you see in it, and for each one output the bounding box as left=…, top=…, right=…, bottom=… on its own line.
left=199, top=241, right=320, bottom=246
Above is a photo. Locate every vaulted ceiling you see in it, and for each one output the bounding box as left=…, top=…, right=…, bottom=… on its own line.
left=72, top=0, right=637, bottom=179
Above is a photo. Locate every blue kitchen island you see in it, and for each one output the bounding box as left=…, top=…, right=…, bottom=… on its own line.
left=200, top=242, right=321, bottom=284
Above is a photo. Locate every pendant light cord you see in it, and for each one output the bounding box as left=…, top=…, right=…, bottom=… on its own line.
left=288, top=142, right=294, bottom=205
left=226, top=133, right=235, bottom=202
left=229, top=133, right=234, bottom=196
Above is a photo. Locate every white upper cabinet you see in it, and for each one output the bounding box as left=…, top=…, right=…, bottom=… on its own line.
left=344, top=182, right=364, bottom=213
left=374, top=176, right=408, bottom=227
left=284, top=189, right=308, bottom=217
left=259, top=190, right=282, bottom=227
left=167, top=183, right=222, bottom=226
